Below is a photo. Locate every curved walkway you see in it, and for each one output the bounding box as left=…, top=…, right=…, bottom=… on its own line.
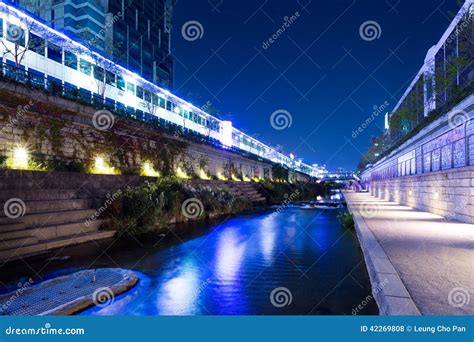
left=0, top=268, right=138, bottom=315
left=344, top=191, right=474, bottom=315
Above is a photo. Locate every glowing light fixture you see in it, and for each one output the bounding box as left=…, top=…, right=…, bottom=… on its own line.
left=243, top=175, right=251, bottom=182
left=91, top=156, right=118, bottom=175
left=12, top=147, right=29, bottom=169
left=217, top=172, right=227, bottom=181
left=231, top=174, right=241, bottom=182
left=199, top=169, right=210, bottom=180
left=141, top=162, right=160, bottom=177
left=176, top=166, right=190, bottom=179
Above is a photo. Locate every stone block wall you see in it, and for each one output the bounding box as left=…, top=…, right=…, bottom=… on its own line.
left=370, top=167, right=474, bottom=224
left=363, top=95, right=474, bottom=224
left=0, top=81, right=310, bottom=182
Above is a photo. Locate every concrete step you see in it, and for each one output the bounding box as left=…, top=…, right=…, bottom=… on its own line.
left=0, top=236, right=38, bottom=251
left=0, top=189, right=87, bottom=202
left=0, top=219, right=105, bottom=241
left=0, top=230, right=116, bottom=263
left=0, top=209, right=97, bottom=230
left=0, top=199, right=93, bottom=217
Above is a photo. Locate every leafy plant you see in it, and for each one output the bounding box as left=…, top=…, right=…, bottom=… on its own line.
left=104, top=178, right=252, bottom=236
left=338, top=212, right=355, bottom=230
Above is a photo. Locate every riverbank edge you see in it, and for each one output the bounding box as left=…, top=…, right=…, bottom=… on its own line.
left=343, top=191, right=421, bottom=316
left=0, top=268, right=138, bottom=316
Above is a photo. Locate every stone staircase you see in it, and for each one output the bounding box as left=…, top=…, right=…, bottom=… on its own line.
left=0, top=188, right=114, bottom=264
left=0, top=170, right=155, bottom=264
left=191, top=180, right=267, bottom=204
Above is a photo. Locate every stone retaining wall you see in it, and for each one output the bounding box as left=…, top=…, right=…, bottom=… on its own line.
left=362, top=95, right=474, bottom=224
left=0, top=80, right=310, bottom=183
left=369, top=166, right=474, bottom=224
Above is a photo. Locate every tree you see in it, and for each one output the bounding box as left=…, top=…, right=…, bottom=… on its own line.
left=1, top=10, right=34, bottom=80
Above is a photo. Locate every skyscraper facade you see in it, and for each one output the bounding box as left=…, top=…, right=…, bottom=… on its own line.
left=12, top=0, right=174, bottom=88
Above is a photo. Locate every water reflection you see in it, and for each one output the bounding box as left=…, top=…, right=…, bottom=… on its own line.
left=63, top=207, right=377, bottom=315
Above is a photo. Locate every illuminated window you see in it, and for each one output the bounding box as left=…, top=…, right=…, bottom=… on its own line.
left=64, top=51, right=77, bottom=69
left=136, top=86, right=144, bottom=99
left=127, top=81, right=135, bottom=94
left=47, top=43, right=62, bottom=63
left=94, top=65, right=104, bottom=81
left=79, top=59, right=92, bottom=75
left=144, top=90, right=151, bottom=102
left=105, top=70, right=115, bottom=86
left=159, top=97, right=166, bottom=108
left=116, top=75, right=125, bottom=90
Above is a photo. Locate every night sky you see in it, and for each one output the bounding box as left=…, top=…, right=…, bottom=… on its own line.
left=171, top=0, right=462, bottom=171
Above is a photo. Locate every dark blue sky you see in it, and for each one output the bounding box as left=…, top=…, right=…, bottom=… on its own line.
left=171, top=0, right=461, bottom=171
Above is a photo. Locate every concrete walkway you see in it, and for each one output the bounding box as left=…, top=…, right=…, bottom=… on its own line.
left=0, top=268, right=138, bottom=315
left=344, top=191, right=474, bottom=315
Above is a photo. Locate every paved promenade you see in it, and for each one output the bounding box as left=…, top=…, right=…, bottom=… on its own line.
left=344, top=191, right=474, bottom=315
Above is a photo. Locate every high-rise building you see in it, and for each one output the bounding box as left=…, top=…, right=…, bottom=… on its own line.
left=11, top=0, right=174, bottom=89
left=12, top=0, right=107, bottom=50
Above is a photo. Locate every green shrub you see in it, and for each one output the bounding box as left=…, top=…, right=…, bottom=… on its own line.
left=338, top=212, right=355, bottom=230
left=105, top=178, right=252, bottom=236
